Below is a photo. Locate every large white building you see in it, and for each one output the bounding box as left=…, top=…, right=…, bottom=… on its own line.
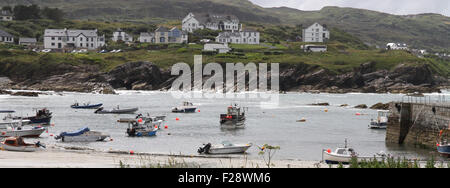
left=215, top=29, right=260, bottom=45
left=139, top=27, right=188, bottom=44
left=112, top=28, right=133, bottom=43
left=182, top=12, right=241, bottom=33
left=386, top=43, right=408, bottom=50
left=302, top=23, right=330, bottom=43
left=44, top=29, right=105, bottom=50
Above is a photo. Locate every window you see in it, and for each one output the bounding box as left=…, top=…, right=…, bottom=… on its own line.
left=51, top=37, right=55, bottom=40
left=80, top=38, right=83, bottom=41
left=91, top=38, right=94, bottom=42
left=73, top=37, right=75, bottom=41
left=51, top=43, right=55, bottom=46
left=58, top=37, right=61, bottom=40
left=80, top=43, right=83, bottom=47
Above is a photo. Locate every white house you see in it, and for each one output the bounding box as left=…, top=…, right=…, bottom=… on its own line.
left=386, top=43, right=408, bottom=50
left=44, top=29, right=105, bottom=50
left=302, top=23, right=330, bottom=43
left=302, top=45, right=327, bottom=52
left=0, top=10, right=13, bottom=21
left=0, top=29, right=13, bottom=43
left=204, top=43, right=231, bottom=54
left=112, top=28, right=133, bottom=43
left=216, top=29, right=260, bottom=45
left=139, top=32, right=155, bottom=43
left=182, top=12, right=241, bottom=33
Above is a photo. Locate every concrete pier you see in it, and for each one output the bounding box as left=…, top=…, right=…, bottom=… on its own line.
left=386, top=97, right=450, bottom=148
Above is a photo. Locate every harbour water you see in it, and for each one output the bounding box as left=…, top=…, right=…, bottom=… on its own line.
left=1, top=90, right=449, bottom=161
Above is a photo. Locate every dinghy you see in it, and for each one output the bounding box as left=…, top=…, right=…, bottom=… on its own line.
left=172, top=102, right=197, bottom=113
left=94, top=107, right=139, bottom=114
left=71, top=103, right=103, bottom=109
left=322, top=139, right=387, bottom=164
left=198, top=141, right=252, bottom=154
left=55, top=127, right=110, bottom=142
left=0, top=137, right=45, bottom=152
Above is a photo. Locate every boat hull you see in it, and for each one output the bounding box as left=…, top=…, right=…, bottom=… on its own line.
left=220, top=120, right=245, bottom=129
left=0, top=143, right=41, bottom=152
left=369, top=122, right=387, bottom=129
left=0, top=128, right=46, bottom=138
left=208, top=145, right=252, bottom=154
left=172, top=107, right=197, bottom=113
left=322, top=151, right=383, bottom=164
left=437, top=145, right=450, bottom=156
left=71, top=104, right=103, bottom=109
left=95, top=108, right=139, bottom=114
left=61, top=135, right=109, bottom=142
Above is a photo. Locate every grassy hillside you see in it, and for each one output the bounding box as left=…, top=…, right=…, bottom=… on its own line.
left=1, top=0, right=449, bottom=51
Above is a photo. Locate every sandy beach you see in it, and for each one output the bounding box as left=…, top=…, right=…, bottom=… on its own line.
left=0, top=146, right=325, bottom=168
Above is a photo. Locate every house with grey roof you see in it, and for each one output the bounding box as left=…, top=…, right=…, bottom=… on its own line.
left=0, top=29, right=14, bottom=43
left=44, top=29, right=105, bottom=50
left=216, top=28, right=260, bottom=45
left=182, top=12, right=241, bottom=33
left=0, top=10, right=13, bottom=21
left=154, top=26, right=188, bottom=44
left=19, top=37, right=37, bottom=46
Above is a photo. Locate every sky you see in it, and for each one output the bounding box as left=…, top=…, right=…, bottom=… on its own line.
left=248, top=0, right=450, bottom=16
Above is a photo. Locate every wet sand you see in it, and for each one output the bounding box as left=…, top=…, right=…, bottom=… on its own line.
left=0, top=148, right=325, bottom=168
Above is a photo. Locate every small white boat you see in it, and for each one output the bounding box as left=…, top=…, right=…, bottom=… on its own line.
left=369, top=110, right=389, bottom=129
left=55, top=127, right=110, bottom=142
left=322, top=140, right=387, bottom=164
left=172, top=102, right=197, bottom=113
left=0, top=126, right=46, bottom=138
left=198, top=141, right=252, bottom=154
left=0, top=137, right=45, bottom=152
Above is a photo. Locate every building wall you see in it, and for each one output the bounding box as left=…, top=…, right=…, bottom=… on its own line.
left=44, top=33, right=103, bottom=50
left=216, top=31, right=260, bottom=45
left=0, top=36, right=13, bottom=43
left=182, top=16, right=203, bottom=33
left=302, top=23, right=330, bottom=43
left=0, top=16, right=12, bottom=21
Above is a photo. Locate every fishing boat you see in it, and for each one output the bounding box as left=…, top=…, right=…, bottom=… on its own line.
left=126, top=121, right=158, bottom=137
left=369, top=110, right=389, bottom=129
left=172, top=102, right=197, bottom=113
left=55, top=127, right=110, bottom=142
left=118, top=114, right=165, bottom=129
left=71, top=102, right=103, bottom=109
left=198, top=141, right=252, bottom=154
left=0, top=125, right=46, bottom=138
left=220, top=104, right=246, bottom=129
left=0, top=137, right=45, bottom=152
left=322, top=139, right=388, bottom=164
left=437, top=128, right=450, bottom=157
left=12, top=108, right=52, bottom=125
left=94, top=106, right=139, bottom=114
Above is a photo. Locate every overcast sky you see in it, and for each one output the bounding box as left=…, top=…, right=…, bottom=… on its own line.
left=249, top=0, right=450, bottom=16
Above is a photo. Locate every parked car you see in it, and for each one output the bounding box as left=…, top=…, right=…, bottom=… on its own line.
left=78, top=49, right=88, bottom=53
left=41, top=49, right=51, bottom=53
left=99, top=49, right=108, bottom=53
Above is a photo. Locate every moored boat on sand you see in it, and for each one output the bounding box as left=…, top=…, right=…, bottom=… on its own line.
left=0, top=137, right=45, bottom=152
left=322, top=139, right=388, bottom=164
left=55, top=127, right=110, bottom=142
left=198, top=141, right=252, bottom=154
left=0, top=125, right=46, bottom=138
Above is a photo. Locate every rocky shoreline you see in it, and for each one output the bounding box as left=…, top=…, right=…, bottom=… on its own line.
left=0, top=61, right=448, bottom=94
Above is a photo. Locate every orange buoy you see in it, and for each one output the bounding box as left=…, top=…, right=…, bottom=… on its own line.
left=324, top=109, right=328, bottom=112
left=198, top=109, right=200, bottom=112
left=46, top=130, right=49, bottom=133
left=1, top=132, right=5, bottom=135
left=130, top=150, right=134, bottom=155
left=327, top=149, right=331, bottom=153
left=165, top=125, right=168, bottom=129
left=138, top=118, right=143, bottom=123
left=176, top=118, right=180, bottom=121
left=154, top=125, right=158, bottom=129
left=50, top=134, right=54, bottom=136
left=355, top=113, right=361, bottom=116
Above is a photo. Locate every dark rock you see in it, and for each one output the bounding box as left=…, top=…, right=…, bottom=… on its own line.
left=10, top=91, right=40, bottom=97
left=370, top=103, right=390, bottom=110
left=310, top=102, right=330, bottom=106
left=355, top=104, right=368, bottom=109
left=107, top=61, right=165, bottom=90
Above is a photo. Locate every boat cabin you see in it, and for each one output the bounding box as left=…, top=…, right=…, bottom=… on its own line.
left=3, top=137, right=30, bottom=146
left=183, top=102, right=194, bottom=106
left=334, top=147, right=357, bottom=156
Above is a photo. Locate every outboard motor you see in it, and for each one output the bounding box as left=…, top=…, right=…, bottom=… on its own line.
left=35, top=141, right=46, bottom=148
left=94, top=107, right=104, bottom=114
left=198, top=143, right=212, bottom=154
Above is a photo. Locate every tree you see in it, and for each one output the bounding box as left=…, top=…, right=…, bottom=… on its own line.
left=13, top=5, right=41, bottom=20
left=42, top=7, right=65, bottom=22
left=258, top=144, right=280, bottom=168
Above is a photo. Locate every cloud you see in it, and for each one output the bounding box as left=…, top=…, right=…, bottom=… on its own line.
left=249, top=0, right=450, bottom=16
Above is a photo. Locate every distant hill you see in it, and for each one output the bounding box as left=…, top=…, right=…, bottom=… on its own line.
left=1, top=0, right=449, bottom=50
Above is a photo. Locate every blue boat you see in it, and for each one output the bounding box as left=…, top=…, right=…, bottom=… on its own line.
left=172, top=102, right=197, bottom=113
left=437, top=145, right=450, bottom=156
left=126, top=122, right=157, bottom=137
left=71, top=103, right=103, bottom=109
left=0, top=110, right=15, bottom=113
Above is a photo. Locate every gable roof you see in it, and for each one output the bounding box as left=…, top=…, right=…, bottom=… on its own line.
left=19, top=38, right=37, bottom=43
left=217, top=31, right=242, bottom=38
left=44, top=29, right=98, bottom=37
left=0, top=29, right=13, bottom=37
left=155, top=26, right=169, bottom=32
left=140, top=32, right=155, bottom=37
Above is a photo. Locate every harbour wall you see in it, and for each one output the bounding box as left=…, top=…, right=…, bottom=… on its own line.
left=386, top=98, right=450, bottom=148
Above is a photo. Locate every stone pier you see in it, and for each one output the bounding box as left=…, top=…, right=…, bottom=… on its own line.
left=386, top=100, right=450, bottom=148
